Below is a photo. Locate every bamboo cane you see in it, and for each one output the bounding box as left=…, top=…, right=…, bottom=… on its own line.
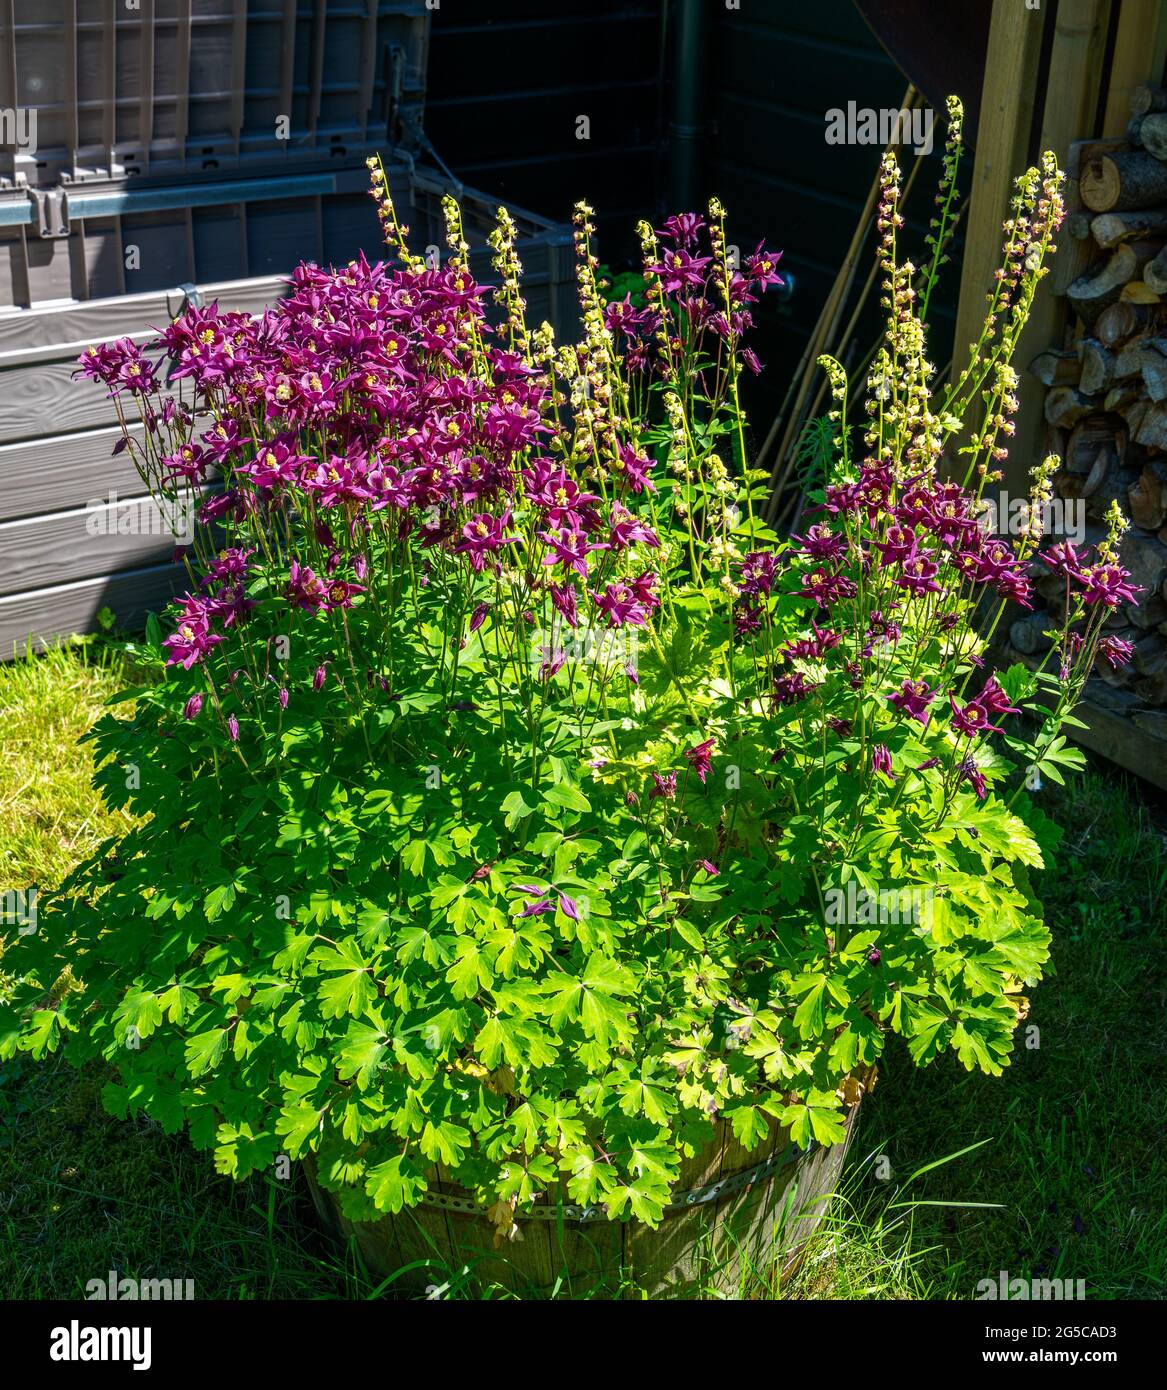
left=760, top=85, right=920, bottom=520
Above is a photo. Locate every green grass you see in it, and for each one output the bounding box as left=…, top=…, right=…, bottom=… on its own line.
left=838, top=773, right=1167, bottom=1301
left=1, top=642, right=1163, bottom=1299
left=0, top=640, right=137, bottom=892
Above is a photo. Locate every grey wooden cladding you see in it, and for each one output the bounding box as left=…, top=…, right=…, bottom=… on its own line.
left=0, top=360, right=121, bottom=444
left=0, top=424, right=143, bottom=522
left=0, top=494, right=188, bottom=596
left=0, top=269, right=289, bottom=656
left=0, top=274, right=293, bottom=446
left=0, top=275, right=288, bottom=354
left=0, top=184, right=572, bottom=657
left=0, top=562, right=186, bottom=657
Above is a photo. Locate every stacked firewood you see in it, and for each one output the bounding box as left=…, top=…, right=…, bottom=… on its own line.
left=1021, top=84, right=1167, bottom=723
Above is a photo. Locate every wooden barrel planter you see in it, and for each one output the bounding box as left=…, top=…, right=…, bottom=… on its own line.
left=303, top=1094, right=865, bottom=1298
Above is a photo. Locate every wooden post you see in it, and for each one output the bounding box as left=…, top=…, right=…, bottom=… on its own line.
left=1007, top=0, right=1115, bottom=495
left=961, top=1, right=1167, bottom=499
left=1102, top=0, right=1167, bottom=133
left=949, top=0, right=1047, bottom=419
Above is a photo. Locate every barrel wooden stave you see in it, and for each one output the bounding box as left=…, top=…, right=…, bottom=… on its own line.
left=304, top=1100, right=861, bottom=1299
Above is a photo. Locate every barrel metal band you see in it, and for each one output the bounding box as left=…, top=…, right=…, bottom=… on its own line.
left=418, top=1140, right=814, bottom=1224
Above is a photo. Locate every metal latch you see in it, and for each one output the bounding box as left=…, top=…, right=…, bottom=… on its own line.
left=28, top=188, right=71, bottom=239
left=167, top=282, right=202, bottom=320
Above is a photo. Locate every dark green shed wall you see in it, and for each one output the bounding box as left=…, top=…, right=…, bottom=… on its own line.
left=426, top=0, right=663, bottom=252
left=428, top=1, right=958, bottom=422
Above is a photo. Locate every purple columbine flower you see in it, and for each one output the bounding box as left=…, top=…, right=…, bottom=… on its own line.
left=737, top=550, right=779, bottom=596
left=591, top=581, right=649, bottom=629
left=454, top=509, right=520, bottom=572
left=958, top=755, right=987, bottom=800
left=648, top=246, right=713, bottom=293
left=649, top=771, right=677, bottom=800
left=793, top=523, right=847, bottom=563
left=312, top=663, right=328, bottom=691
left=872, top=744, right=893, bottom=777
left=697, top=859, right=719, bottom=877
left=799, top=569, right=857, bottom=607
left=286, top=560, right=329, bottom=612
left=1081, top=564, right=1139, bottom=610
left=1038, top=540, right=1087, bottom=580
left=183, top=693, right=204, bottom=720
left=685, top=737, right=716, bottom=784
left=163, top=596, right=222, bottom=669
left=227, top=714, right=239, bottom=741
left=469, top=601, right=489, bottom=633
left=1099, top=635, right=1134, bottom=669
left=875, top=524, right=918, bottom=566
left=549, top=583, right=579, bottom=629
left=540, top=527, right=609, bottom=579
left=889, top=678, right=937, bottom=726
left=538, top=646, right=566, bottom=681
left=781, top=621, right=840, bottom=661
left=657, top=212, right=705, bottom=248
left=895, top=554, right=943, bottom=596
left=948, top=695, right=1004, bottom=739
left=278, top=687, right=289, bottom=710
left=558, top=892, right=580, bottom=921
left=773, top=671, right=816, bottom=707
left=615, top=442, right=657, bottom=494
left=734, top=603, right=762, bottom=637
left=608, top=501, right=660, bottom=550
left=975, top=676, right=1020, bottom=719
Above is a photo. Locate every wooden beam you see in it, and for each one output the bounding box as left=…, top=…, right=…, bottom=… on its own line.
left=1102, top=0, right=1167, bottom=133
left=1007, top=0, right=1115, bottom=494
left=950, top=0, right=1047, bottom=405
